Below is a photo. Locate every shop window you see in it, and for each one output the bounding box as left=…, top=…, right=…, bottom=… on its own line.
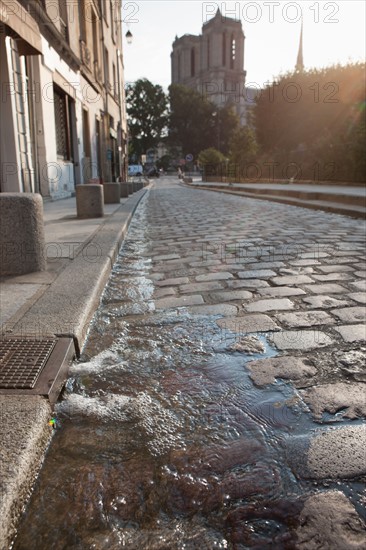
left=54, top=86, right=73, bottom=161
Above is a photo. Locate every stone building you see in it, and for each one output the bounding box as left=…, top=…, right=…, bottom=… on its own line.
left=171, top=8, right=247, bottom=124
left=0, top=0, right=128, bottom=198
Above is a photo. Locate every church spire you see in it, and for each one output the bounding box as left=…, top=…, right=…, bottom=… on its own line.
left=295, top=19, right=304, bottom=72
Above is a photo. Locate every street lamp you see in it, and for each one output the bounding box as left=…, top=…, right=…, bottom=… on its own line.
left=116, top=49, right=124, bottom=181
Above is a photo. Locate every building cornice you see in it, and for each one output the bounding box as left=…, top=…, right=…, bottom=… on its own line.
left=25, top=0, right=80, bottom=71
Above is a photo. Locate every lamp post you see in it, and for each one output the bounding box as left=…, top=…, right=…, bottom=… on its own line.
left=115, top=21, right=133, bottom=181
left=116, top=48, right=124, bottom=181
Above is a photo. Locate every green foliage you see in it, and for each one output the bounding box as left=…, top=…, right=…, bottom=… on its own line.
left=168, top=84, right=214, bottom=157
left=198, top=148, right=226, bottom=176
left=254, top=62, right=366, bottom=182
left=126, top=79, right=168, bottom=159
left=156, top=154, right=172, bottom=170
left=198, top=147, right=226, bottom=165
left=229, top=126, right=258, bottom=165
left=168, top=85, right=240, bottom=158
left=212, top=105, right=240, bottom=155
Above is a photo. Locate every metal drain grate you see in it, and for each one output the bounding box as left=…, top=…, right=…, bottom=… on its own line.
left=0, top=338, right=57, bottom=389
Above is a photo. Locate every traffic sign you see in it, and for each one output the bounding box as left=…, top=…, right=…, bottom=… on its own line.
left=185, top=153, right=193, bottom=162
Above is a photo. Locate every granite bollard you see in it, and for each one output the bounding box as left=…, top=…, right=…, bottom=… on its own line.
left=0, top=193, right=47, bottom=276
left=103, top=182, right=121, bottom=204
left=76, top=184, right=104, bottom=219
left=120, top=182, right=129, bottom=198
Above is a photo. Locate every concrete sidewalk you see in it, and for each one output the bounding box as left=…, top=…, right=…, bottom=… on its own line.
left=186, top=180, right=366, bottom=218
left=0, top=185, right=149, bottom=548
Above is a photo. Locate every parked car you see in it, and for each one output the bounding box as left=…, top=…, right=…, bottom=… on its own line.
left=128, top=164, right=143, bottom=177
left=146, top=167, right=160, bottom=178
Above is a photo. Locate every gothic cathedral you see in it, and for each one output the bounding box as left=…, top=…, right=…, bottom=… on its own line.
left=171, top=9, right=247, bottom=125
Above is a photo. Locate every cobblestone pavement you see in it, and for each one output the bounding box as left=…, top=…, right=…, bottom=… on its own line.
left=13, top=177, right=366, bottom=549
left=148, top=179, right=365, bottom=350
left=146, top=178, right=366, bottom=545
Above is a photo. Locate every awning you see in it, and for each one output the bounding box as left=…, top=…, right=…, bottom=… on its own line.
left=0, top=0, right=42, bottom=55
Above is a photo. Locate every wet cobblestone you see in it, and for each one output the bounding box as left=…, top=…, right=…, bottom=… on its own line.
left=13, top=178, right=366, bottom=549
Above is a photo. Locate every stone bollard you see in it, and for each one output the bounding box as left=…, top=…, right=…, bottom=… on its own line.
left=76, top=184, right=104, bottom=219
left=128, top=182, right=133, bottom=195
left=0, top=193, right=46, bottom=276
left=103, top=182, right=121, bottom=204
left=133, top=181, right=139, bottom=193
left=120, top=182, right=129, bottom=198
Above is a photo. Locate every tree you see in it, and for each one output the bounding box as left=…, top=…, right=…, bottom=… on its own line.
left=229, top=126, right=258, bottom=165
left=126, top=79, right=168, bottom=159
left=254, top=62, right=366, bottom=182
left=156, top=154, right=172, bottom=171
left=198, top=147, right=226, bottom=176
left=211, top=105, right=240, bottom=156
left=168, top=84, right=240, bottom=160
left=168, top=84, right=214, bottom=158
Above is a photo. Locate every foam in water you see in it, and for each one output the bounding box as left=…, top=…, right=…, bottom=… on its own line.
left=126, top=391, right=185, bottom=456
left=56, top=392, right=130, bottom=421
left=69, top=348, right=126, bottom=375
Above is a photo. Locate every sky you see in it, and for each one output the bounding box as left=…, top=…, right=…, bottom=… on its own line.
left=121, top=0, right=366, bottom=90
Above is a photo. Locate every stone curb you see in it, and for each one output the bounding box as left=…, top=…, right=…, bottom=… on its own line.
left=10, top=187, right=149, bottom=356
left=180, top=181, right=366, bottom=219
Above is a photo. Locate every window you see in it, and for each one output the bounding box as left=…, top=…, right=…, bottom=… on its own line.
left=92, top=12, right=99, bottom=64
left=178, top=52, right=181, bottom=80
left=110, top=1, right=115, bottom=40
left=79, top=0, right=86, bottom=41
left=58, top=0, right=69, bottom=42
left=207, top=37, right=210, bottom=68
left=222, top=33, right=226, bottom=66
left=82, top=109, right=91, bottom=158
left=105, top=47, right=109, bottom=87
left=190, top=48, right=195, bottom=77
left=112, top=62, right=117, bottom=99
left=53, top=86, right=73, bottom=161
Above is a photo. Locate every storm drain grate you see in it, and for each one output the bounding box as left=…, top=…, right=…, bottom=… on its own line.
left=0, top=338, right=57, bottom=389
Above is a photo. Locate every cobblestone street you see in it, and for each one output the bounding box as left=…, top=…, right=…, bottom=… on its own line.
left=14, top=177, right=366, bottom=549
left=147, top=179, right=365, bottom=358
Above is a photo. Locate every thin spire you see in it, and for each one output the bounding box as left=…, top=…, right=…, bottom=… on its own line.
left=296, top=19, right=304, bottom=72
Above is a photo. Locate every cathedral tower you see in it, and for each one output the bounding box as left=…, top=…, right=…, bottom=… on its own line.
left=171, top=9, right=247, bottom=124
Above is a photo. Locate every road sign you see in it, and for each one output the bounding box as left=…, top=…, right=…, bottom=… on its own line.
left=185, top=154, right=193, bottom=162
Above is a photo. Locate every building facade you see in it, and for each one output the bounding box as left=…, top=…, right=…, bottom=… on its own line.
left=0, top=0, right=128, bottom=199
left=171, top=9, right=247, bottom=124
